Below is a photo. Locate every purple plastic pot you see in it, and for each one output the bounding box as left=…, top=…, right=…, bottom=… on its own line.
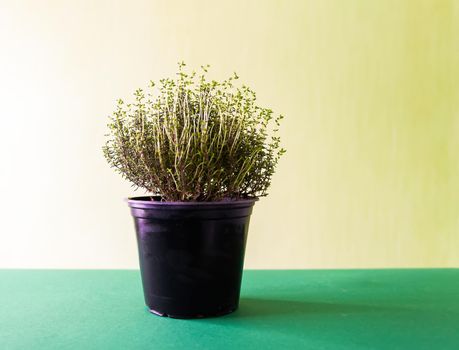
left=127, top=196, right=257, bottom=319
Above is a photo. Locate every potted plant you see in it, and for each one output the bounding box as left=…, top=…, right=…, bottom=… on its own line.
left=103, top=62, right=285, bottom=318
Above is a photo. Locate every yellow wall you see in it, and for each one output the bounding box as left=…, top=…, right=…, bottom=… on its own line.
left=0, top=0, right=458, bottom=268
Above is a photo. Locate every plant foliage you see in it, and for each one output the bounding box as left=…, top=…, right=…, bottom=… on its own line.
left=103, top=62, right=285, bottom=201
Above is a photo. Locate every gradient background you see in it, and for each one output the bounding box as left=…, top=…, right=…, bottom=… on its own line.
left=0, top=0, right=458, bottom=269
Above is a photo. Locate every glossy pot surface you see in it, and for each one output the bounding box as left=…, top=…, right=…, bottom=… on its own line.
left=127, top=196, right=257, bottom=318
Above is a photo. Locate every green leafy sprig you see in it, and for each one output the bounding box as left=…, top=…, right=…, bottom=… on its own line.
left=103, top=62, right=285, bottom=201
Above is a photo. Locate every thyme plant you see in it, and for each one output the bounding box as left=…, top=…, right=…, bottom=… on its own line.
left=103, top=63, right=285, bottom=201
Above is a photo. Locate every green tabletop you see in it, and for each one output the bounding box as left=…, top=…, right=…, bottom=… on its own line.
left=1, top=269, right=458, bottom=349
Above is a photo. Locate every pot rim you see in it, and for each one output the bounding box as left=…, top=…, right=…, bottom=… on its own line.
left=126, top=195, right=259, bottom=209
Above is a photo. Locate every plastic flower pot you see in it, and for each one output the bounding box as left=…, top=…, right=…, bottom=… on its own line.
left=127, top=196, right=257, bottom=319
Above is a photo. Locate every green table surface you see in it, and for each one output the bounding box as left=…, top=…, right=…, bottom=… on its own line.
left=1, top=269, right=458, bottom=350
